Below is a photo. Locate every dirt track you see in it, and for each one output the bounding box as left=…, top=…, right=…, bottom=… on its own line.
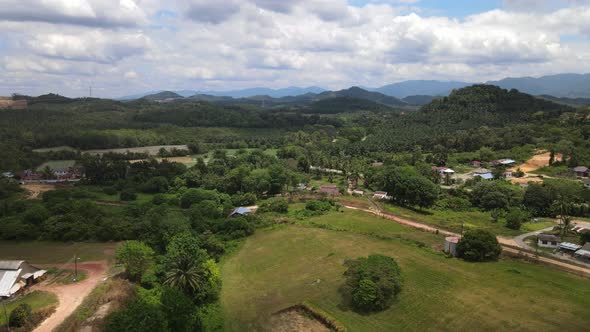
left=510, top=151, right=563, bottom=173
left=343, top=204, right=590, bottom=278
left=33, top=261, right=109, bottom=332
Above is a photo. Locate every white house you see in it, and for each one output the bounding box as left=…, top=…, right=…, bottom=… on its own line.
left=373, top=191, right=389, bottom=200
left=537, top=234, right=560, bottom=248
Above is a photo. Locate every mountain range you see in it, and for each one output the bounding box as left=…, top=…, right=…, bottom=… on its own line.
left=118, top=73, right=590, bottom=101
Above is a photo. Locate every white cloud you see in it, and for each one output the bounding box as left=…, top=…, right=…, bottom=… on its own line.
left=1, top=0, right=590, bottom=97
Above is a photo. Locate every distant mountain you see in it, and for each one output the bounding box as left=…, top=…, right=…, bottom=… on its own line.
left=401, top=95, right=438, bottom=106
left=369, top=80, right=472, bottom=98
left=186, top=94, right=234, bottom=102
left=538, top=95, right=590, bottom=107
left=486, top=74, right=590, bottom=98
left=199, top=86, right=326, bottom=98
left=315, top=87, right=407, bottom=107
left=141, top=91, right=183, bottom=101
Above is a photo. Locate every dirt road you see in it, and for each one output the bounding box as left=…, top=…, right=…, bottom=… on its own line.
left=34, top=261, right=109, bottom=332
left=343, top=204, right=590, bottom=278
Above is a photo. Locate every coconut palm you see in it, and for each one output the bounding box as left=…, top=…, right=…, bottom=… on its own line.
left=163, top=256, right=205, bottom=296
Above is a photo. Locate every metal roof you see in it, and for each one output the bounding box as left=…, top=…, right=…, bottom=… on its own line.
left=474, top=173, right=494, bottom=180
left=0, top=269, right=21, bottom=297
left=0, top=260, right=24, bottom=270
left=574, top=249, right=590, bottom=258
left=538, top=234, right=560, bottom=242
left=559, top=242, right=582, bottom=251
left=231, top=207, right=252, bottom=215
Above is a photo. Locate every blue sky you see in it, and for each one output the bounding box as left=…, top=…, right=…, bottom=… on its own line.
left=0, top=0, right=589, bottom=97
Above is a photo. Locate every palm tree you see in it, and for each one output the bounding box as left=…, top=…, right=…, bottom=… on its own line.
left=163, top=256, right=205, bottom=296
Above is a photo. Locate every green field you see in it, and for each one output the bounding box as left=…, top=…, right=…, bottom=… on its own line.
left=0, top=241, right=117, bottom=264
left=221, top=212, right=590, bottom=331
left=0, top=291, right=58, bottom=326
left=382, top=204, right=555, bottom=236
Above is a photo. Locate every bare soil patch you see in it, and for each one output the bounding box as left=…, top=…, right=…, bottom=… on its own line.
left=22, top=183, right=57, bottom=199
left=264, top=309, right=331, bottom=332
left=510, top=151, right=563, bottom=173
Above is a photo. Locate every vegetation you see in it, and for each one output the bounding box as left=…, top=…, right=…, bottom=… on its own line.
left=342, top=254, right=403, bottom=312
left=456, top=230, right=502, bottom=262
left=0, top=291, right=57, bottom=327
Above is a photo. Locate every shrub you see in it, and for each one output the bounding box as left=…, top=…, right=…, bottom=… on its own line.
left=456, top=230, right=502, bottom=262
left=152, top=194, right=167, bottom=205
left=120, top=190, right=137, bottom=201
left=103, top=299, right=167, bottom=332
left=231, top=192, right=256, bottom=206
left=305, top=200, right=333, bottom=212
left=102, top=187, right=117, bottom=196
left=9, top=303, right=32, bottom=327
left=259, top=198, right=289, bottom=213
left=505, top=207, right=530, bottom=230
left=342, top=254, right=403, bottom=312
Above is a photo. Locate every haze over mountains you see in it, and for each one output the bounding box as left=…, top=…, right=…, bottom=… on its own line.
left=118, top=73, right=590, bottom=102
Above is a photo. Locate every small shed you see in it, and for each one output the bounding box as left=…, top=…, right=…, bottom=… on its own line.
left=352, top=190, right=364, bottom=196
left=317, top=185, right=340, bottom=196
left=573, top=166, right=589, bottom=177
left=229, top=207, right=252, bottom=217
left=537, top=234, right=560, bottom=248
left=373, top=191, right=388, bottom=200
left=558, top=242, right=582, bottom=253
left=0, top=260, right=46, bottom=298
left=444, top=236, right=460, bottom=257
left=474, top=173, right=494, bottom=180
left=574, top=243, right=590, bottom=262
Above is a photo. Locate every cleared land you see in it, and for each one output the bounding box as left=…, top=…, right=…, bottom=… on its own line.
left=83, top=145, right=188, bottom=156
left=22, top=183, right=57, bottom=199
left=221, top=212, right=590, bottom=331
left=509, top=151, right=562, bottom=173
left=0, top=241, right=117, bottom=264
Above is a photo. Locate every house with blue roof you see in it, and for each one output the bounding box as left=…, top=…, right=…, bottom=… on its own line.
left=230, top=207, right=252, bottom=217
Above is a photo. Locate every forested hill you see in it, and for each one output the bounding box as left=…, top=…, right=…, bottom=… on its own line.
left=419, top=84, right=574, bottom=126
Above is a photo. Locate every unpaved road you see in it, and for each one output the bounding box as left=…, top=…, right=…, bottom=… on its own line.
left=34, top=261, right=109, bottom=332
left=343, top=204, right=590, bottom=278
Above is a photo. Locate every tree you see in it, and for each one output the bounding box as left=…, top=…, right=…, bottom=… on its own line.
left=258, top=197, right=289, bottom=213
left=116, top=241, right=155, bottom=282
left=342, top=254, right=403, bottom=312
left=163, top=233, right=221, bottom=305
left=9, top=303, right=32, bottom=327
left=505, top=207, right=529, bottom=230
left=120, top=189, right=137, bottom=201
left=456, top=230, right=502, bottom=262
left=160, top=287, right=196, bottom=331
left=104, top=299, right=167, bottom=332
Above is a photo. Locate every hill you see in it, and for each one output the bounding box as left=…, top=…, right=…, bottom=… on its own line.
left=486, top=73, right=590, bottom=98
left=538, top=95, right=590, bottom=107
left=401, top=95, right=438, bottom=105
left=370, top=80, right=471, bottom=98
left=141, top=91, right=184, bottom=101
left=419, top=84, right=573, bottom=126
left=307, top=96, right=394, bottom=114
left=199, top=86, right=326, bottom=98
left=315, top=87, right=406, bottom=107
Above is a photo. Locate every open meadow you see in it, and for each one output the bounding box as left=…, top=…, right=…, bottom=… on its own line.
left=0, top=241, right=117, bottom=264
left=221, top=211, right=590, bottom=332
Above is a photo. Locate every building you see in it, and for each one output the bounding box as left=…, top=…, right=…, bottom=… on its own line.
left=491, top=159, right=516, bottom=167
left=373, top=191, right=389, bottom=200
left=444, top=237, right=460, bottom=257
left=574, top=243, right=590, bottom=262
left=229, top=207, right=252, bottom=217
left=317, top=185, right=340, bottom=196
left=0, top=261, right=46, bottom=298
left=473, top=173, right=494, bottom=180
left=503, top=171, right=513, bottom=178
left=352, top=190, right=364, bottom=196
left=432, top=166, right=455, bottom=175
left=537, top=234, right=560, bottom=248
left=469, top=161, right=482, bottom=167
left=558, top=242, right=582, bottom=253
left=573, top=166, right=589, bottom=177
left=371, top=161, right=384, bottom=167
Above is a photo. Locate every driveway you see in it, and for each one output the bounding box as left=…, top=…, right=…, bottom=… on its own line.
left=33, top=261, right=109, bottom=332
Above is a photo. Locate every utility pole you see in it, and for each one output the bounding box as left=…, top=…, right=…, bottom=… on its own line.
left=74, top=254, right=78, bottom=281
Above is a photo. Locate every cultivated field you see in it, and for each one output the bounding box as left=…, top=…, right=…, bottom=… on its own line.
left=221, top=212, right=590, bottom=331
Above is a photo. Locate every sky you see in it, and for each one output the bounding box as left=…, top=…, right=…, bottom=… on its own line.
left=0, top=0, right=589, bottom=98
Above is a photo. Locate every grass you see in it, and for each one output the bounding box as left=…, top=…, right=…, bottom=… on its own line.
left=381, top=204, right=555, bottom=236
left=221, top=223, right=590, bottom=332
left=0, top=291, right=58, bottom=326
left=46, top=268, right=88, bottom=285
left=0, top=241, right=117, bottom=264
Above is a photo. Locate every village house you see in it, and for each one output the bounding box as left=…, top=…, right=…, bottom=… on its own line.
left=373, top=191, right=389, bottom=200
left=0, top=260, right=46, bottom=298
left=432, top=166, right=455, bottom=175
left=229, top=207, right=252, bottom=217
left=558, top=242, right=582, bottom=253
left=317, top=185, right=340, bottom=196
left=490, top=159, right=516, bottom=167
left=573, top=166, right=589, bottom=177
left=469, top=160, right=482, bottom=167
left=352, top=190, right=364, bottom=196
left=537, top=234, right=560, bottom=248
left=503, top=170, right=513, bottom=178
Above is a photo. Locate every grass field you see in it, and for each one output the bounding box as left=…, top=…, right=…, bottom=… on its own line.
left=382, top=204, right=556, bottom=236
left=221, top=212, right=590, bottom=331
left=0, top=241, right=117, bottom=264
left=0, top=291, right=58, bottom=326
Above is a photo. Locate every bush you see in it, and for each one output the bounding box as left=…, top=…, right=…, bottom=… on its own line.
left=120, top=190, right=137, bottom=201
left=152, top=194, right=167, bottom=205
left=102, top=187, right=117, bottom=196
left=231, top=192, right=256, bottom=206
left=505, top=207, right=530, bottom=230
left=9, top=303, right=32, bottom=327
left=305, top=200, right=333, bottom=212
left=343, top=254, right=403, bottom=312
left=259, top=198, right=289, bottom=213
left=456, top=230, right=502, bottom=262
left=103, top=299, right=167, bottom=332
